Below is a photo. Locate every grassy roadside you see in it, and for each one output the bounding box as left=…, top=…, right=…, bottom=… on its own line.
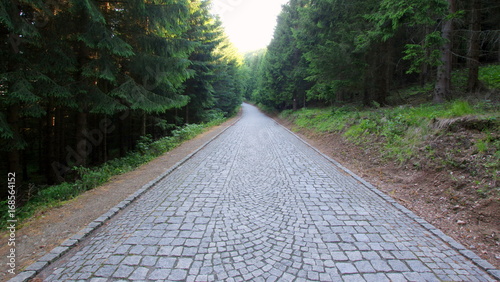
left=0, top=117, right=228, bottom=229
left=281, top=100, right=499, bottom=197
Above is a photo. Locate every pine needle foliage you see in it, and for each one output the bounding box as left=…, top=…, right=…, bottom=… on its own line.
left=0, top=0, right=244, bottom=200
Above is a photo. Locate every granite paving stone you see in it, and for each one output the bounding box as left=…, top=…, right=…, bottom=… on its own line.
left=31, top=104, right=497, bottom=281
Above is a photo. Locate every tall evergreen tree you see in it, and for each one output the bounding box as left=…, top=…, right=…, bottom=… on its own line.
left=181, top=0, right=222, bottom=123
left=1, top=1, right=49, bottom=186
left=466, top=0, right=482, bottom=92
left=110, top=0, right=193, bottom=133
left=242, top=49, right=266, bottom=101
left=434, top=0, right=456, bottom=102
left=259, top=0, right=309, bottom=110
left=212, top=35, right=244, bottom=116
left=297, top=0, right=382, bottom=106
left=364, top=0, right=448, bottom=103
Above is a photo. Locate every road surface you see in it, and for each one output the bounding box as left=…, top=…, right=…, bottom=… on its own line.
left=32, top=103, right=495, bottom=281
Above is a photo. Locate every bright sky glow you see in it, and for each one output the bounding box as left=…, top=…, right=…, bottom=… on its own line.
left=211, top=0, right=289, bottom=53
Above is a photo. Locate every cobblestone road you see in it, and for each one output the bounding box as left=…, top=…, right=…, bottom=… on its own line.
left=36, top=104, right=495, bottom=281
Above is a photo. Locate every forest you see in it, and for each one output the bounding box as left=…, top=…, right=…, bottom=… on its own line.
left=1, top=0, right=500, bottom=220
left=243, top=0, right=500, bottom=109
left=0, top=0, right=244, bottom=201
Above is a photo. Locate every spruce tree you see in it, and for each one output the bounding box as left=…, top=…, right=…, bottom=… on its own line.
left=259, top=0, right=309, bottom=110
left=212, top=35, right=244, bottom=116
left=1, top=0, right=48, bottom=187
left=111, top=0, right=193, bottom=135
left=180, top=0, right=222, bottom=123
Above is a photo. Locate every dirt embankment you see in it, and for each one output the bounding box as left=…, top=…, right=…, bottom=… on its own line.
left=275, top=115, right=500, bottom=269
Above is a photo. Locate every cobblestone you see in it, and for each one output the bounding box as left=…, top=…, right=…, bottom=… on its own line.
left=33, top=104, right=496, bottom=281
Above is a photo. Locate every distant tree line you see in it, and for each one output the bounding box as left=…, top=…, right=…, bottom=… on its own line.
left=0, top=0, right=243, bottom=196
left=244, top=0, right=500, bottom=110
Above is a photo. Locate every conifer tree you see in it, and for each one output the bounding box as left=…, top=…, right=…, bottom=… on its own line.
left=180, top=0, right=222, bottom=123
left=112, top=0, right=193, bottom=115
left=212, top=35, right=244, bottom=116
left=1, top=0, right=48, bottom=185
left=61, top=0, right=134, bottom=167
left=242, top=49, right=266, bottom=101
left=259, top=0, right=308, bottom=110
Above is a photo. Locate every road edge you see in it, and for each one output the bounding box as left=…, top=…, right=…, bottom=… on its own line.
left=8, top=116, right=242, bottom=282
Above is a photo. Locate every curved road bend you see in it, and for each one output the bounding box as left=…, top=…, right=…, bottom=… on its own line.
left=36, top=103, right=494, bottom=281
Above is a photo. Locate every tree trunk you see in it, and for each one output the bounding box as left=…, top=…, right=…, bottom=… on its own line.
left=363, top=66, right=373, bottom=107
left=103, top=116, right=108, bottom=162
left=45, top=103, right=57, bottom=184
left=374, top=40, right=392, bottom=106
left=141, top=112, right=147, bottom=136
left=22, top=145, right=28, bottom=181
left=54, top=108, right=63, bottom=183
left=7, top=104, right=21, bottom=187
left=76, top=111, right=89, bottom=167
left=434, top=0, right=456, bottom=103
left=467, top=0, right=481, bottom=92
left=119, top=116, right=126, bottom=157
left=420, top=25, right=431, bottom=87
left=56, top=109, right=63, bottom=162
left=38, top=115, right=44, bottom=174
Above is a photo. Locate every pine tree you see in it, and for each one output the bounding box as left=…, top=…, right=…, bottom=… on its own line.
left=434, top=0, right=456, bottom=103
left=1, top=0, right=48, bottom=187
left=212, top=35, right=244, bottom=116
left=242, top=49, right=266, bottom=101
left=179, top=0, right=222, bottom=123
left=259, top=0, right=309, bottom=110
left=466, top=0, right=482, bottom=92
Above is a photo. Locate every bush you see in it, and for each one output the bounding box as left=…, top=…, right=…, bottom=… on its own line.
left=445, top=100, right=475, bottom=117
left=479, top=64, right=500, bottom=89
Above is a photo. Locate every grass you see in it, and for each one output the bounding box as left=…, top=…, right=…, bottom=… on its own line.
left=0, top=117, right=227, bottom=229
left=479, top=64, right=500, bottom=89
left=445, top=100, right=475, bottom=117
left=281, top=100, right=499, bottom=164
left=452, top=63, right=500, bottom=90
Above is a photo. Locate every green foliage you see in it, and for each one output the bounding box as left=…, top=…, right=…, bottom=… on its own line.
left=445, top=100, right=475, bottom=117
left=476, top=139, right=488, bottom=153
left=0, top=0, right=243, bottom=204
left=252, top=0, right=310, bottom=109
left=403, top=32, right=445, bottom=74
left=204, top=109, right=227, bottom=126
left=479, top=64, right=500, bottom=89
left=248, top=0, right=499, bottom=108
left=282, top=101, right=497, bottom=164
left=136, top=135, right=154, bottom=155
left=344, top=119, right=379, bottom=142
left=365, top=0, right=448, bottom=78
left=171, top=124, right=205, bottom=141
left=242, top=49, right=266, bottom=101
left=212, top=36, right=245, bottom=117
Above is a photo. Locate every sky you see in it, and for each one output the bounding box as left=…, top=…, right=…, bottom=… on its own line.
left=211, top=0, right=289, bottom=53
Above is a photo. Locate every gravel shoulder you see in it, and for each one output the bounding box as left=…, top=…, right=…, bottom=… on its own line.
left=0, top=114, right=240, bottom=281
